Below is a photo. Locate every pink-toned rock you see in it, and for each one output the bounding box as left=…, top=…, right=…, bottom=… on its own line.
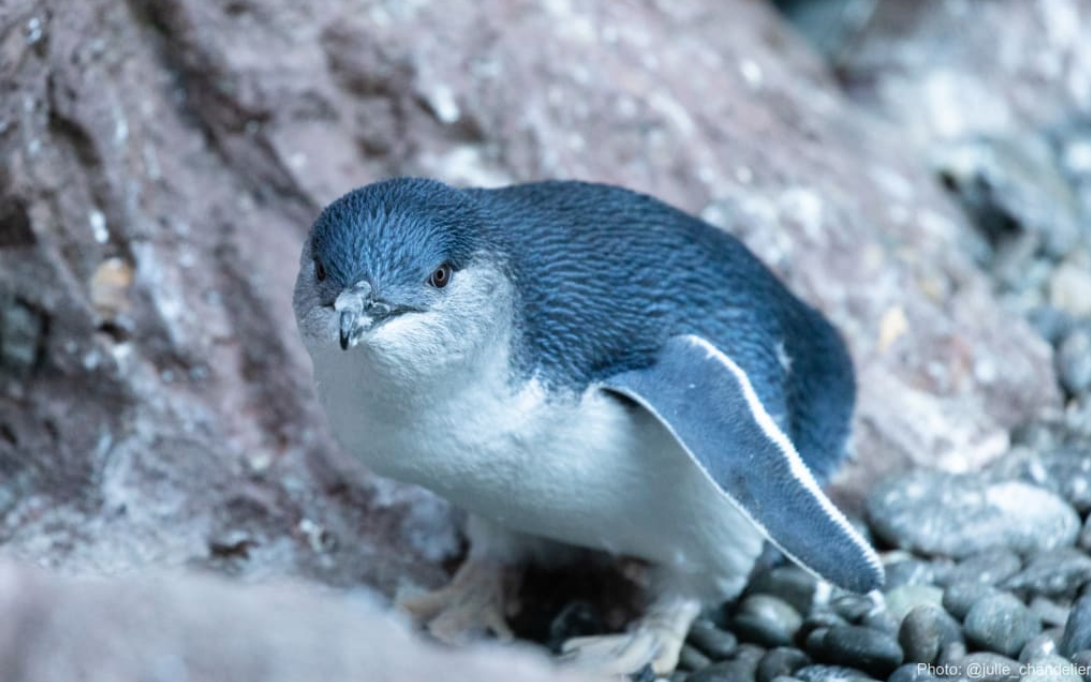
left=0, top=559, right=598, bottom=682
left=0, top=0, right=1063, bottom=666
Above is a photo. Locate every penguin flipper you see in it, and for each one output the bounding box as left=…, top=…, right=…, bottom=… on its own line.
left=601, top=334, right=883, bottom=593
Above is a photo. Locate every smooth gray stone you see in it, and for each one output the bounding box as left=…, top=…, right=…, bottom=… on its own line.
left=899, top=604, right=964, bottom=664
left=964, top=593, right=1042, bottom=658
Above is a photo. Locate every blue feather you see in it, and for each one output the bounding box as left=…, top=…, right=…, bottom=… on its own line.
left=471, top=181, right=856, bottom=481
left=308, top=178, right=856, bottom=481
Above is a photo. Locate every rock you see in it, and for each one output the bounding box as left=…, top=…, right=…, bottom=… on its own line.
left=944, top=582, right=1000, bottom=620
left=757, top=648, right=812, bottom=682
left=691, top=652, right=762, bottom=682
left=947, top=549, right=1023, bottom=587
left=991, top=448, right=1091, bottom=515
left=800, top=613, right=848, bottom=645
left=938, top=641, right=968, bottom=667
left=1004, top=550, right=1091, bottom=599
left=1020, top=633, right=1060, bottom=664
left=688, top=620, right=740, bottom=661
left=806, top=628, right=831, bottom=655
left=1051, top=265, right=1091, bottom=320
left=680, top=644, right=714, bottom=672
left=749, top=567, right=818, bottom=615
left=811, top=625, right=904, bottom=677
left=1060, top=596, right=1091, bottom=657
left=888, top=663, right=938, bottom=682
left=1026, top=307, right=1076, bottom=346
left=1030, top=599, right=1073, bottom=629
left=1058, top=328, right=1091, bottom=397
left=964, top=593, right=1042, bottom=658
left=1, top=0, right=1062, bottom=603
left=547, top=602, right=605, bottom=652
left=933, top=135, right=1084, bottom=263
left=898, top=605, right=964, bottom=664
left=0, top=296, right=47, bottom=374
left=885, top=558, right=941, bottom=590
left=1080, top=517, right=1091, bottom=553
left=867, top=471, right=1080, bottom=558
left=1069, top=651, right=1091, bottom=678
left=830, top=594, right=874, bottom=623
left=959, top=652, right=1022, bottom=682
left=734, top=595, right=804, bottom=648
left=1020, top=654, right=1084, bottom=682
left=0, top=561, right=592, bottom=682
left=794, top=664, right=878, bottom=682
left=886, top=585, right=946, bottom=624
left=861, top=610, right=898, bottom=635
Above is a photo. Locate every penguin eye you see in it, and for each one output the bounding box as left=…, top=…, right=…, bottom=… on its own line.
left=314, top=259, right=326, bottom=282
left=429, top=264, right=452, bottom=289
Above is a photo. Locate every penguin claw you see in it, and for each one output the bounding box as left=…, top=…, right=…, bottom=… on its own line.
left=396, top=559, right=514, bottom=644
left=559, top=594, right=700, bottom=676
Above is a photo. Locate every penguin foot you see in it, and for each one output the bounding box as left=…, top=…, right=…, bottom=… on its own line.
left=396, top=558, right=514, bottom=644
left=559, top=595, right=701, bottom=675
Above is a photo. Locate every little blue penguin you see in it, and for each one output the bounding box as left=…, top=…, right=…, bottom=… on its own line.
left=292, top=177, right=883, bottom=675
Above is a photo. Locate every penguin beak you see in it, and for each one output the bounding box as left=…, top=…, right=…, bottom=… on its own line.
left=333, top=281, right=400, bottom=350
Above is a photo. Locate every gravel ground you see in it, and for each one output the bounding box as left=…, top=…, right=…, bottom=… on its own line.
left=572, top=456, right=1091, bottom=682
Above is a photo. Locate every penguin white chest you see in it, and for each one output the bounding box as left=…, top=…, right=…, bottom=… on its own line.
left=311, top=338, right=764, bottom=590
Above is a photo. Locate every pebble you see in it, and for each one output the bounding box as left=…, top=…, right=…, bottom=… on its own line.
left=1058, top=328, right=1091, bottom=397
left=1050, top=263, right=1091, bottom=319
left=794, top=664, right=878, bottom=682
left=1005, top=549, right=1091, bottom=598
left=757, top=648, right=811, bottom=682
left=689, top=652, right=762, bottom=682
left=990, top=448, right=1091, bottom=514
left=749, top=567, right=818, bottom=615
left=1019, top=633, right=1060, bottom=663
left=1030, top=598, right=1074, bottom=628
left=861, top=610, right=898, bottom=635
left=1060, top=596, right=1091, bottom=657
left=1026, top=306, right=1075, bottom=346
left=810, top=625, right=903, bottom=677
left=964, top=593, right=1042, bottom=657
left=802, top=613, right=849, bottom=640
left=944, top=582, right=1000, bottom=620
left=947, top=549, right=1023, bottom=586
left=688, top=620, right=739, bottom=660
left=685, top=661, right=740, bottom=682
left=831, top=595, right=874, bottom=623
left=1080, top=517, right=1091, bottom=553
left=806, top=628, right=831, bottom=655
left=898, top=604, right=964, bottom=664
left=1020, top=654, right=1084, bottom=682
left=886, top=586, right=945, bottom=624
left=887, top=663, right=937, bottom=682
left=938, top=641, right=967, bottom=667
left=734, top=595, right=804, bottom=647
left=960, top=652, right=1021, bottom=682
left=867, top=472, right=1080, bottom=558
left=1068, top=650, right=1091, bottom=677
left=680, top=644, right=713, bottom=672
left=547, top=601, right=603, bottom=650
left=885, top=558, right=941, bottom=590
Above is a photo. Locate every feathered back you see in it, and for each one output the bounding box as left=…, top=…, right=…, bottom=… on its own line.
left=470, top=181, right=855, bottom=480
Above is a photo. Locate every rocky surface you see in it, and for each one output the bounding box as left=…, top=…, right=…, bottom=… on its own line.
left=0, top=560, right=596, bottom=682
left=0, top=0, right=1087, bottom=679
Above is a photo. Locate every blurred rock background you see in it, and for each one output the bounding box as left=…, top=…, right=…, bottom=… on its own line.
left=0, top=0, right=1088, bottom=679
